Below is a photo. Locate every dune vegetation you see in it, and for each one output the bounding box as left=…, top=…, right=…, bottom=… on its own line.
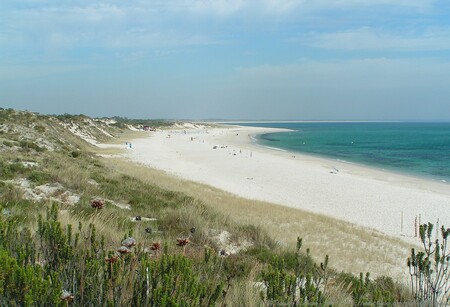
left=0, top=108, right=448, bottom=306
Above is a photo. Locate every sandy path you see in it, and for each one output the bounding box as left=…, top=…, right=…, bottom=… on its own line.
left=128, top=125, right=450, bottom=240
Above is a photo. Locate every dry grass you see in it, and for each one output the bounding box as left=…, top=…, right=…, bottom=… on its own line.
left=102, top=156, right=414, bottom=280
left=109, top=131, right=149, bottom=144
left=223, top=263, right=264, bottom=306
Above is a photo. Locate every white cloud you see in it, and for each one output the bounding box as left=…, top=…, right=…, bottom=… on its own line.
left=169, top=0, right=437, bottom=15
left=1, top=0, right=444, bottom=54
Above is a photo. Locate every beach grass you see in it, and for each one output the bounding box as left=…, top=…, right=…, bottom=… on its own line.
left=102, top=156, right=413, bottom=280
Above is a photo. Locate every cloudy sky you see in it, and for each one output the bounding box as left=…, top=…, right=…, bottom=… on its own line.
left=1, top=1, right=450, bottom=120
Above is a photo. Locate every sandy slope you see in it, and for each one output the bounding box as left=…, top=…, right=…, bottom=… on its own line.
left=127, top=125, right=450, bottom=240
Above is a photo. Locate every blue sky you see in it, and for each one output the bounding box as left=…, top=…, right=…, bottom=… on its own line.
left=1, top=0, right=450, bottom=120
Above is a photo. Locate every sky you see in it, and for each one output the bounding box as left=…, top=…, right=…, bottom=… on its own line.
left=1, top=1, right=450, bottom=121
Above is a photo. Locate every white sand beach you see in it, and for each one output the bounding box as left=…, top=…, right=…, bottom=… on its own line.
left=127, top=125, right=450, bottom=241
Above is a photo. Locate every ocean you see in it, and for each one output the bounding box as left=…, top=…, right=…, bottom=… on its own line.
left=234, top=122, right=450, bottom=183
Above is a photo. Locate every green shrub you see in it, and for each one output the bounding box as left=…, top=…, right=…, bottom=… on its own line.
left=34, top=125, right=46, bottom=133
left=0, top=249, right=62, bottom=305
left=407, top=223, right=450, bottom=306
left=0, top=205, right=62, bottom=305
left=336, top=272, right=404, bottom=306
left=245, top=245, right=275, bottom=263
left=28, top=171, right=51, bottom=185
left=260, top=238, right=328, bottom=306
left=70, top=150, right=81, bottom=158
left=8, top=162, right=26, bottom=174
left=0, top=202, right=230, bottom=306
left=19, top=140, right=46, bottom=152
left=2, top=140, right=14, bottom=147
left=0, top=161, right=27, bottom=179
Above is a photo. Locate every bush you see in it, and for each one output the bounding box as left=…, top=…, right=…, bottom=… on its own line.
left=0, top=161, right=27, bottom=179
left=0, top=249, right=62, bottom=305
left=260, top=238, right=329, bottom=306
left=407, top=223, right=450, bottom=306
left=0, top=205, right=62, bottom=305
left=34, top=125, right=46, bottom=133
left=1, top=203, right=229, bottom=306
left=28, top=171, right=51, bottom=185
left=70, top=150, right=81, bottom=158
left=2, top=140, right=14, bottom=147
left=19, top=140, right=45, bottom=152
left=336, top=272, right=404, bottom=306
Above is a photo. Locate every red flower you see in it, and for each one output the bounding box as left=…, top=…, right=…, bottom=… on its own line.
left=90, top=198, right=105, bottom=209
left=176, top=238, right=190, bottom=247
left=151, top=242, right=161, bottom=251
left=105, top=256, right=119, bottom=263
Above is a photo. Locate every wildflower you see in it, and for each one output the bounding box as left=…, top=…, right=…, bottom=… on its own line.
left=176, top=238, right=190, bottom=247
left=105, top=255, right=119, bottom=263
left=121, top=237, right=137, bottom=248
left=150, top=242, right=161, bottom=251
left=219, top=249, right=228, bottom=257
left=61, top=290, right=74, bottom=302
left=117, top=246, right=132, bottom=254
left=90, top=198, right=104, bottom=209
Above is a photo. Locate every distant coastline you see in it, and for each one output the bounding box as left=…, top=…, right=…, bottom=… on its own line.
left=217, top=120, right=403, bottom=124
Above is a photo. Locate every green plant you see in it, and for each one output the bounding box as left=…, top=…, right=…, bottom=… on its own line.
left=336, top=271, right=404, bottom=306
left=0, top=248, right=62, bottom=305
left=70, top=150, right=81, bottom=158
left=34, top=125, right=46, bottom=133
left=28, top=170, right=52, bottom=185
left=2, top=140, right=14, bottom=147
left=19, top=140, right=46, bottom=152
left=260, top=237, right=328, bottom=306
left=0, top=161, right=27, bottom=179
left=407, top=223, right=450, bottom=306
left=0, top=204, right=62, bottom=305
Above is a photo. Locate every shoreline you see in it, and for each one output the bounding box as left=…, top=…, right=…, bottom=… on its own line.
left=253, top=131, right=449, bottom=187
left=226, top=124, right=450, bottom=197
left=127, top=125, right=450, bottom=240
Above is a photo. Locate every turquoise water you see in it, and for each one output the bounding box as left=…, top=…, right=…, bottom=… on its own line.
left=235, top=122, right=450, bottom=183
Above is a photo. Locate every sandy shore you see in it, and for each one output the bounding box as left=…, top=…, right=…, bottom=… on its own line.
left=127, top=125, right=450, bottom=240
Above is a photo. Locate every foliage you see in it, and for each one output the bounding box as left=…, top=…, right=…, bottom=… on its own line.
left=34, top=124, right=46, bottom=133
left=71, top=150, right=81, bottom=158
left=19, top=140, right=46, bottom=152
left=109, top=116, right=174, bottom=128
left=260, top=237, right=328, bottom=306
left=28, top=170, right=52, bottom=185
left=0, top=206, right=62, bottom=305
left=1, top=203, right=227, bottom=306
left=336, top=272, right=405, bottom=306
left=2, top=140, right=15, bottom=147
left=407, top=222, right=450, bottom=306
left=0, top=161, right=27, bottom=179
